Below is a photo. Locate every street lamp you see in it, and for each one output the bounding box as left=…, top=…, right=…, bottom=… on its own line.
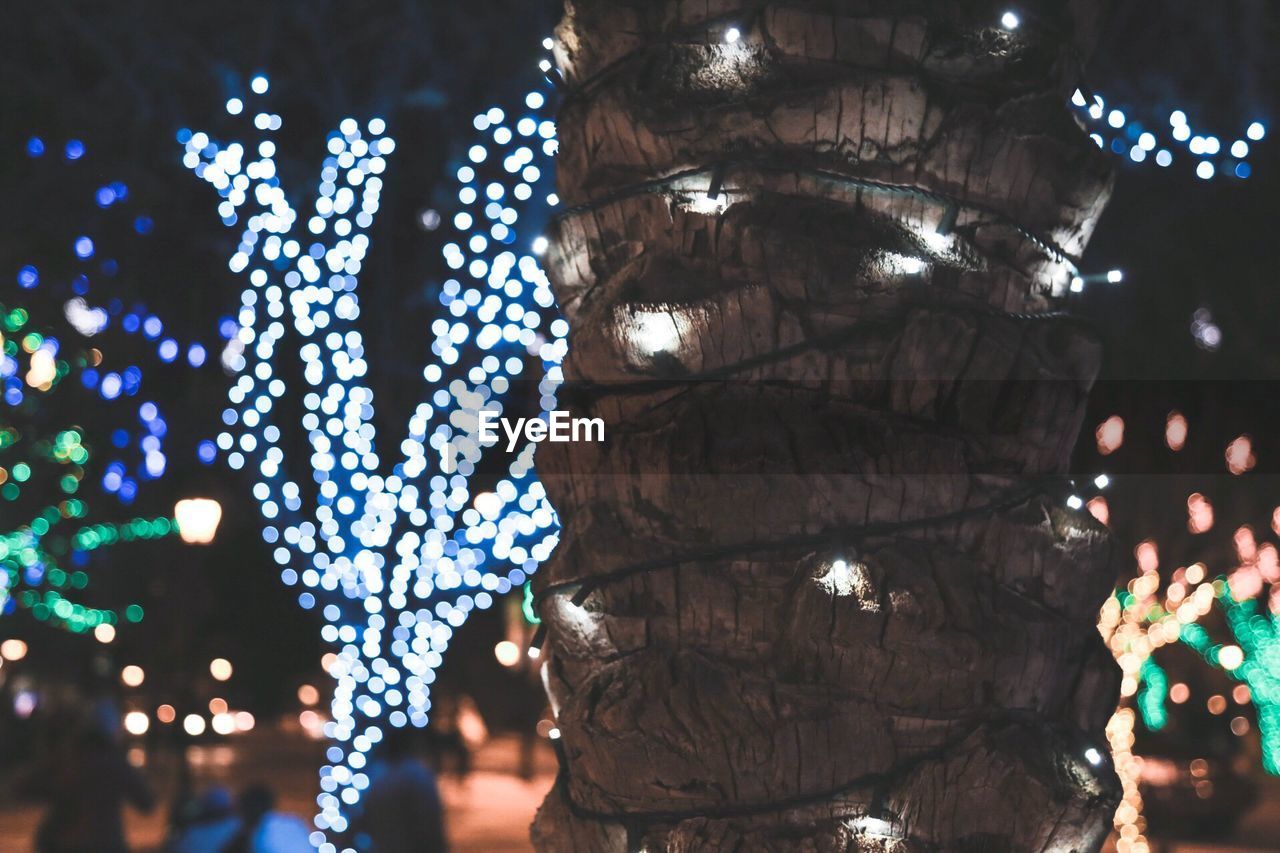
left=174, top=498, right=222, bottom=544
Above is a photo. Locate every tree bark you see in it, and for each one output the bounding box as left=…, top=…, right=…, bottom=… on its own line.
left=533, top=2, right=1121, bottom=849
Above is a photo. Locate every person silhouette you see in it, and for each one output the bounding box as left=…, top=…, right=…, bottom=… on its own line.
left=356, top=726, right=448, bottom=852
left=26, top=720, right=155, bottom=853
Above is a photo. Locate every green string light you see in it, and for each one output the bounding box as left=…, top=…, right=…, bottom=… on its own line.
left=0, top=298, right=180, bottom=637
left=1136, top=578, right=1280, bottom=774
left=1137, top=657, right=1169, bottom=731
left=522, top=581, right=541, bottom=625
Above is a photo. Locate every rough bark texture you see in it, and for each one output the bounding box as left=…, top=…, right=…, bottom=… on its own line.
left=533, top=2, right=1121, bottom=849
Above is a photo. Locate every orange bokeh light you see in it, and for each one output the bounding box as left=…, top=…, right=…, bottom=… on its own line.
left=1165, top=411, right=1188, bottom=451
left=1096, top=415, right=1125, bottom=455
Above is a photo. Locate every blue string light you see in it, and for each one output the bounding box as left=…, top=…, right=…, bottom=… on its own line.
left=1072, top=89, right=1266, bottom=180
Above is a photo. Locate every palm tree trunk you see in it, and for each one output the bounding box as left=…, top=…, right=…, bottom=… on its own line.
left=533, top=2, right=1121, bottom=849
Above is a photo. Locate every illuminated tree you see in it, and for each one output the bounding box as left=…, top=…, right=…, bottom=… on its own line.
left=1, top=139, right=216, bottom=640
left=1099, top=544, right=1215, bottom=851
left=0, top=299, right=170, bottom=636
left=530, top=2, right=1122, bottom=849
left=1098, top=428, right=1280, bottom=849
left=181, top=64, right=565, bottom=846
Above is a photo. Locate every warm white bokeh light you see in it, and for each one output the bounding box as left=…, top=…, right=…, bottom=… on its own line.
left=175, top=498, right=223, bottom=544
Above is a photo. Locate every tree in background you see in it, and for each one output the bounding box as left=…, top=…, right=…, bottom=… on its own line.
left=1096, top=413, right=1280, bottom=849
left=0, top=298, right=175, bottom=638
left=181, top=58, right=566, bottom=846
left=1, top=137, right=218, bottom=642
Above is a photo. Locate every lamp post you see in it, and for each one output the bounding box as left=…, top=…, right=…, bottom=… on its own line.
left=173, top=498, right=222, bottom=545
left=167, top=497, right=222, bottom=817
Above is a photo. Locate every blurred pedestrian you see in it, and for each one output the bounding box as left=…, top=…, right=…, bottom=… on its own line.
left=24, top=720, right=155, bottom=853
left=167, top=786, right=239, bottom=852
left=356, top=726, right=448, bottom=852
left=220, top=784, right=311, bottom=853
left=427, top=693, right=476, bottom=781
